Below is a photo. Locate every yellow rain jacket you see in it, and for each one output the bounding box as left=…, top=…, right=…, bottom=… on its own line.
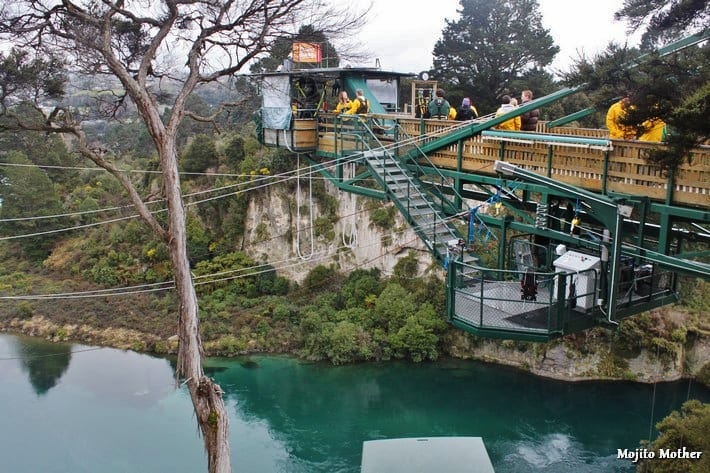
left=638, top=118, right=667, bottom=142
left=606, top=101, right=635, bottom=139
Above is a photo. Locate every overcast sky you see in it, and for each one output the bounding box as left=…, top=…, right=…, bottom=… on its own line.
left=355, top=0, right=639, bottom=74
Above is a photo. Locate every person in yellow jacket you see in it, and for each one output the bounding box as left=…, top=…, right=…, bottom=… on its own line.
left=345, top=89, right=370, bottom=114
left=334, top=91, right=351, bottom=114
left=638, top=117, right=667, bottom=142
left=494, top=95, right=521, bottom=130
left=606, top=95, right=635, bottom=139
left=448, top=106, right=457, bottom=120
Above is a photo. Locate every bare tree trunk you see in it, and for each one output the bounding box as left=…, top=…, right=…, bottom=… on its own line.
left=162, top=146, right=231, bottom=473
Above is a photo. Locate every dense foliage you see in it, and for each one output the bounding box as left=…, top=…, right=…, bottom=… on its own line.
left=636, top=400, right=710, bottom=473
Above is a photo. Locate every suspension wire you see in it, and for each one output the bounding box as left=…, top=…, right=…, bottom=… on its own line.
left=0, top=160, right=277, bottom=178
left=648, top=343, right=660, bottom=441
left=0, top=153, right=354, bottom=224
left=0, top=346, right=105, bottom=361
left=0, top=116, right=470, bottom=228
left=0, top=153, right=365, bottom=240
left=0, top=210, right=464, bottom=301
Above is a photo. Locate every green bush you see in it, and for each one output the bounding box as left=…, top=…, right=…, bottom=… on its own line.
left=313, top=216, right=335, bottom=241
left=341, top=268, right=382, bottom=309
left=303, top=265, right=338, bottom=292
left=369, top=204, right=396, bottom=230
left=16, top=301, right=33, bottom=319
left=326, top=321, right=367, bottom=365
left=637, top=400, right=710, bottom=473
left=181, top=133, right=218, bottom=174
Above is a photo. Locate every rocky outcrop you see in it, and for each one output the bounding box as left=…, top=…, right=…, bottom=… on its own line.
left=444, top=329, right=708, bottom=383
left=241, top=182, right=433, bottom=283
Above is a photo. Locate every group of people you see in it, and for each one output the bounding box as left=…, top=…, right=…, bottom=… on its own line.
left=331, top=86, right=664, bottom=143
left=334, top=88, right=370, bottom=115
left=606, top=93, right=667, bottom=142
left=417, top=88, right=539, bottom=130
left=493, top=90, right=540, bottom=131
left=416, top=88, right=480, bottom=121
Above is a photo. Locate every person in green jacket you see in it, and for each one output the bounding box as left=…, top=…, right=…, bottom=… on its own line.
left=428, top=88, right=451, bottom=119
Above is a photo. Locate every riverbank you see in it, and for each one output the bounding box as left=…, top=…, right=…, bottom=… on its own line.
left=2, top=306, right=708, bottom=386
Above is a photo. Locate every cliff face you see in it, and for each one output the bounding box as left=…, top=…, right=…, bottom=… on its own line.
left=445, top=328, right=709, bottom=384
left=239, top=181, right=433, bottom=283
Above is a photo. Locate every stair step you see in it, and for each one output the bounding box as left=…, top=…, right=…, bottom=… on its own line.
left=409, top=208, right=436, bottom=217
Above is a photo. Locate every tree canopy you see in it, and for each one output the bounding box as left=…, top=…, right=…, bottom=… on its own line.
left=615, top=0, right=709, bottom=50
left=564, top=3, right=708, bottom=171
left=637, top=399, right=710, bottom=473
left=429, top=0, right=559, bottom=113
left=250, top=24, right=340, bottom=73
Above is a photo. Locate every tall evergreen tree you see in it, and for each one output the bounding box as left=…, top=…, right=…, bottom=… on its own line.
left=429, top=0, right=559, bottom=113
left=615, top=0, right=709, bottom=50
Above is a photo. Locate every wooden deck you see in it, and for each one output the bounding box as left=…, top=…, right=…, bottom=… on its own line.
left=314, top=114, right=710, bottom=209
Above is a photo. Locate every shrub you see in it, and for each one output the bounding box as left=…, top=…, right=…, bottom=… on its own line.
left=369, top=204, right=396, bottom=230
left=303, top=265, right=338, bottom=292
left=16, top=301, right=33, bottom=319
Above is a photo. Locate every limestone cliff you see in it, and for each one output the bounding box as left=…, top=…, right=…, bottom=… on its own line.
left=239, top=181, right=434, bottom=283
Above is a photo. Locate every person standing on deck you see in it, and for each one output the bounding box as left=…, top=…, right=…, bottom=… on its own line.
left=345, top=89, right=370, bottom=115
left=520, top=90, right=540, bottom=131
left=456, top=97, right=478, bottom=121
left=428, top=88, right=452, bottom=120
left=334, top=91, right=351, bottom=114
left=494, top=95, right=521, bottom=130
left=606, top=94, right=635, bottom=139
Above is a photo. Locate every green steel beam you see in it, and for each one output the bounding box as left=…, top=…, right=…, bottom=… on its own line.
left=305, top=155, right=387, bottom=200
left=545, top=107, right=597, bottom=128
left=648, top=202, right=710, bottom=224
left=481, top=130, right=612, bottom=149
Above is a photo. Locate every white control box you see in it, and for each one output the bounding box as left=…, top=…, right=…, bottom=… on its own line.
left=553, top=251, right=601, bottom=310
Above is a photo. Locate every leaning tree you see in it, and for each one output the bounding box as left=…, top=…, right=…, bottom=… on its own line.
left=0, top=1, right=365, bottom=472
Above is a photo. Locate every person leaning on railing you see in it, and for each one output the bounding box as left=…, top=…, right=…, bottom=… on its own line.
left=334, top=91, right=351, bottom=114
left=606, top=94, right=635, bottom=140
left=345, top=89, right=370, bottom=115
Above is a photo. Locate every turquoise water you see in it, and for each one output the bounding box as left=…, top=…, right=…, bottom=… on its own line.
left=0, top=333, right=707, bottom=472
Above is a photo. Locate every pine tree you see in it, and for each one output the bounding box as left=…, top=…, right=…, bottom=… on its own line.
left=429, top=0, right=559, bottom=113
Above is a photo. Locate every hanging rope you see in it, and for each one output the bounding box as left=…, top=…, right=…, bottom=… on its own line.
left=295, top=153, right=314, bottom=260
left=341, top=161, right=358, bottom=249
left=648, top=343, right=660, bottom=442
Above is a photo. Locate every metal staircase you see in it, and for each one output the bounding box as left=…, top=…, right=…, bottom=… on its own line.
left=363, top=148, right=460, bottom=265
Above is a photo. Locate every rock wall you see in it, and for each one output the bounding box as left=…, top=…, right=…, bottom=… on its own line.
left=445, top=330, right=708, bottom=383
left=240, top=181, right=434, bottom=283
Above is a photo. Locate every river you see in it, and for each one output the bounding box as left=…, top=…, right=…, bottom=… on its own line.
left=0, top=333, right=707, bottom=472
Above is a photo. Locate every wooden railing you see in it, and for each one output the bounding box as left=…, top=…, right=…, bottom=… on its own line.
left=315, top=115, right=709, bottom=209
